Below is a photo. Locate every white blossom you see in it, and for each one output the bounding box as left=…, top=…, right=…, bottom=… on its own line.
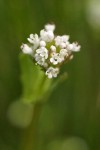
left=27, top=34, right=40, bottom=49
left=21, top=44, right=32, bottom=54
left=46, top=67, right=59, bottom=78
left=40, top=29, right=54, bottom=42
left=60, top=49, right=68, bottom=57
left=67, top=43, right=81, bottom=52
left=60, top=42, right=66, bottom=48
left=55, top=36, right=62, bottom=46
left=36, top=47, right=48, bottom=59
left=50, top=53, right=62, bottom=65
left=50, top=45, right=56, bottom=52
left=34, top=53, right=45, bottom=66
left=45, top=24, right=55, bottom=31
left=54, top=35, right=69, bottom=49
left=62, top=35, right=69, bottom=42
left=40, top=41, right=46, bottom=47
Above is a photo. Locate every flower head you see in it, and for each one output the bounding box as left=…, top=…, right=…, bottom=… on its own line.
left=21, top=23, right=81, bottom=79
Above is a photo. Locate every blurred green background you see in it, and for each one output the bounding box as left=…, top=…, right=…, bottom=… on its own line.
left=0, top=0, right=100, bottom=150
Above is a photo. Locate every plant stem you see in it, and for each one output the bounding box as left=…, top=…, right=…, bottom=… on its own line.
left=20, top=103, right=42, bottom=150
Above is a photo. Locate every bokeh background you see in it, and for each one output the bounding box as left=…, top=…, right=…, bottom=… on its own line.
left=0, top=0, right=100, bottom=150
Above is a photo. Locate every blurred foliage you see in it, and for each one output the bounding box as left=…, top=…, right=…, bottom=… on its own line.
left=0, top=0, right=100, bottom=150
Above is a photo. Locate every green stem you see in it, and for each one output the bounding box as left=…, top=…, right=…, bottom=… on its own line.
left=20, top=103, right=42, bottom=150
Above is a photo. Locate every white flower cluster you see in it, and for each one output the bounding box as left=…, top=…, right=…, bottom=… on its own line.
left=21, top=24, right=80, bottom=79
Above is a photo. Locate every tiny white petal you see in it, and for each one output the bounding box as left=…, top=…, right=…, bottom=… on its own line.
left=68, top=43, right=81, bottom=52
left=40, top=41, right=46, bottom=47
left=67, top=44, right=74, bottom=50
left=55, top=36, right=61, bottom=46
left=45, top=24, right=55, bottom=31
left=47, top=31, right=54, bottom=41
left=62, top=35, right=69, bottom=42
left=27, top=34, right=40, bottom=49
left=50, top=45, right=56, bottom=52
left=30, top=34, right=34, bottom=39
left=21, top=44, right=32, bottom=54
left=27, top=38, right=33, bottom=43
left=60, top=42, right=66, bottom=48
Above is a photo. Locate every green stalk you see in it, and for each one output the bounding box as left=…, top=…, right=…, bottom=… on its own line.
left=20, top=103, right=42, bottom=150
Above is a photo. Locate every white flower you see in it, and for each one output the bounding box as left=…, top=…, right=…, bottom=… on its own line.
left=55, top=36, right=62, bottom=46
left=50, top=53, right=62, bottom=65
left=60, top=42, right=66, bottom=48
left=21, top=44, right=32, bottom=54
left=46, top=67, right=59, bottom=78
left=55, top=35, right=69, bottom=48
left=34, top=53, right=45, bottom=66
left=59, top=49, right=69, bottom=61
left=50, top=45, right=56, bottom=52
left=36, top=47, right=48, bottom=59
left=45, top=24, right=55, bottom=31
left=34, top=47, right=48, bottom=66
left=40, top=29, right=54, bottom=42
left=62, top=35, right=69, bottom=42
left=27, top=34, right=40, bottom=49
left=40, top=41, right=46, bottom=47
left=60, top=49, right=68, bottom=57
left=67, top=43, right=81, bottom=52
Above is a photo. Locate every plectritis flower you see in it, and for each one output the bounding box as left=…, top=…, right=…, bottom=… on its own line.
left=21, top=24, right=81, bottom=78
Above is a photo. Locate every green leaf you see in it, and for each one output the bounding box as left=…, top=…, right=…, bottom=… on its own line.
left=19, top=53, right=52, bottom=103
